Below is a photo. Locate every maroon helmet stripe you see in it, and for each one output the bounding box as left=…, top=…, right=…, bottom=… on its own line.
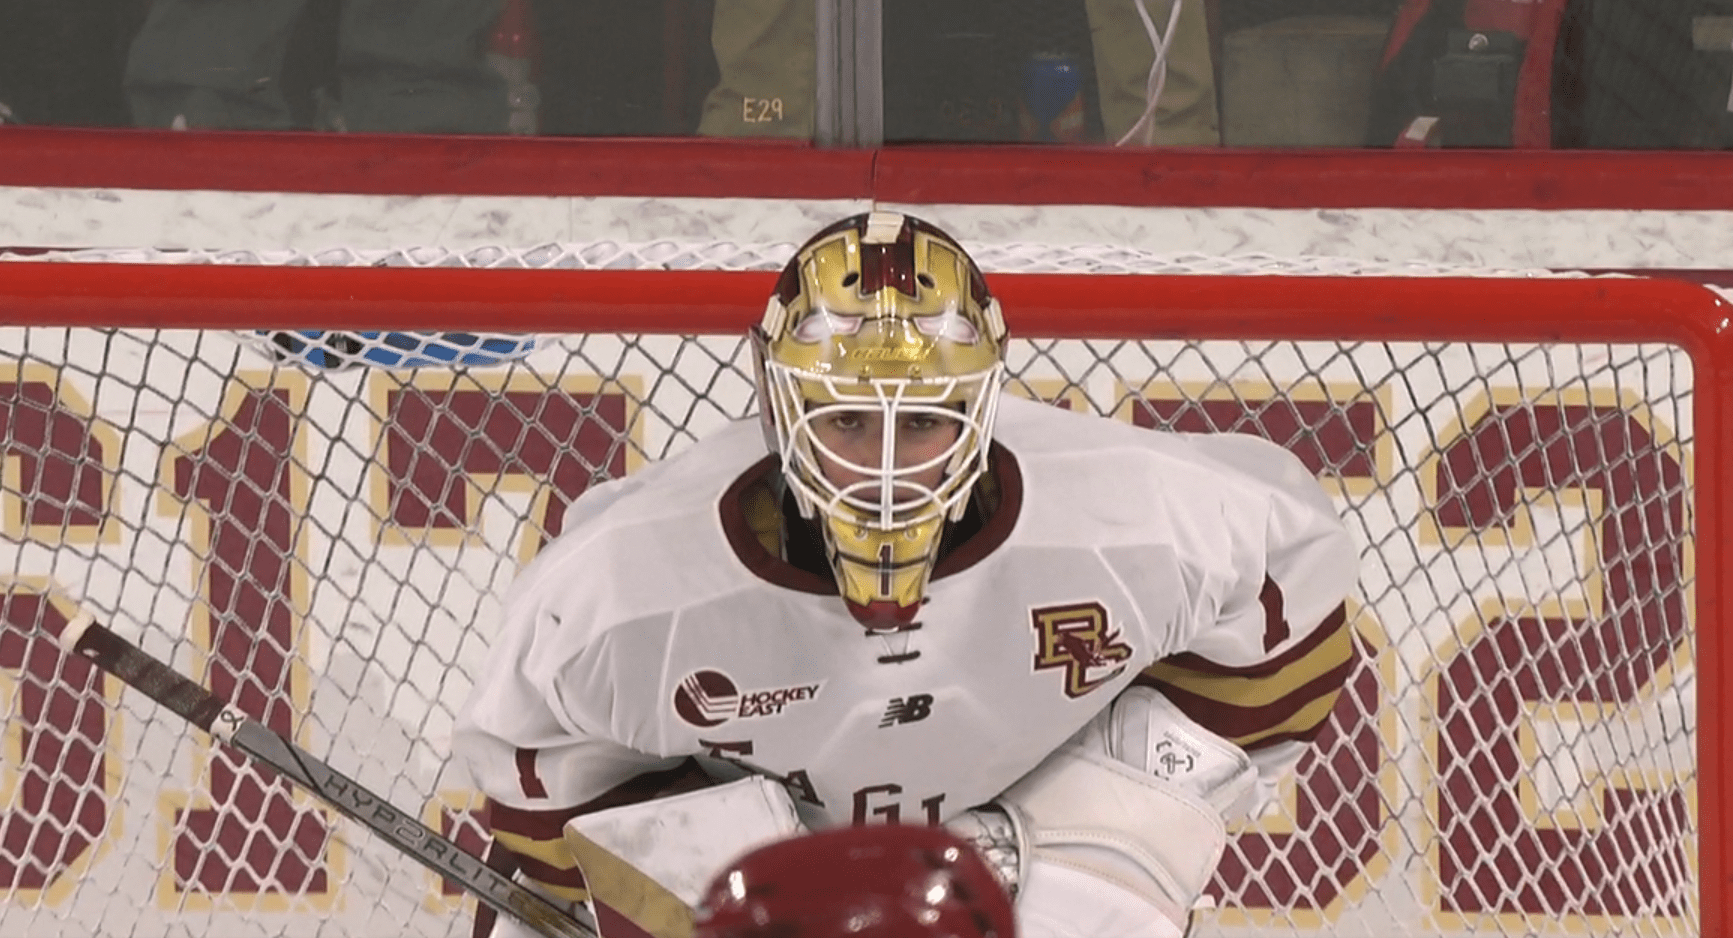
left=773, top=260, right=802, bottom=304
left=857, top=220, right=920, bottom=298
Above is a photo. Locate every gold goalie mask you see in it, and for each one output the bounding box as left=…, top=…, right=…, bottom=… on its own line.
left=753, top=212, right=1008, bottom=629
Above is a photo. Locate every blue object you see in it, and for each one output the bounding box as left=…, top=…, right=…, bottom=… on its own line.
left=1021, top=52, right=1085, bottom=143
left=256, top=331, right=540, bottom=369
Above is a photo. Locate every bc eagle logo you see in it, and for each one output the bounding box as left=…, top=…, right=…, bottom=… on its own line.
left=1030, top=601, right=1133, bottom=698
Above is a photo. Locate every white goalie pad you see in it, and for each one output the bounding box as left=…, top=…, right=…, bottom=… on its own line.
left=1092, top=685, right=1260, bottom=817
left=999, top=745, right=1227, bottom=929
left=990, top=687, right=1261, bottom=930
left=562, top=775, right=804, bottom=910
left=1018, top=862, right=1191, bottom=938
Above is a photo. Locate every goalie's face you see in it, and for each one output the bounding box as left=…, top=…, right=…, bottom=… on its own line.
left=754, top=211, right=1007, bottom=629
left=806, top=405, right=966, bottom=510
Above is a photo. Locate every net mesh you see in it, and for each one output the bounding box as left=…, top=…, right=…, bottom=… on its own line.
left=0, top=244, right=1701, bottom=938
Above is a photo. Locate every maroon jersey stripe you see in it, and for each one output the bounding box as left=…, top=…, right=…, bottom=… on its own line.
left=1139, top=653, right=1358, bottom=743
left=1149, top=603, right=1349, bottom=679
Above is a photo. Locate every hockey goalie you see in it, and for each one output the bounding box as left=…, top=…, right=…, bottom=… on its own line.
left=453, top=211, right=1360, bottom=938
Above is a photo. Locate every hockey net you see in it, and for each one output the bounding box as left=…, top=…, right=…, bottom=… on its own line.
left=0, top=239, right=1721, bottom=938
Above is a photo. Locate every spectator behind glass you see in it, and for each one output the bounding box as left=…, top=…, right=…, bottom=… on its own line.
left=0, top=0, right=134, bottom=126
left=695, top=0, right=1219, bottom=145
left=123, top=0, right=507, bottom=132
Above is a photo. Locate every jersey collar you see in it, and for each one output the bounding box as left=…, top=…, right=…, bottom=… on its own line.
left=718, top=442, right=1024, bottom=595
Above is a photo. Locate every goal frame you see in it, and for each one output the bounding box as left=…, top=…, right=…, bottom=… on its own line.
left=0, top=261, right=1727, bottom=935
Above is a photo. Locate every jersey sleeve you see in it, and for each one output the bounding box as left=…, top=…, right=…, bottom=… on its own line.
left=453, top=543, right=703, bottom=935
left=1134, top=433, right=1360, bottom=774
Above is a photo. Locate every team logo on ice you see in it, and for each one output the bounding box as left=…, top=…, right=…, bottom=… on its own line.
left=673, top=669, right=822, bottom=728
left=1030, top=601, right=1133, bottom=698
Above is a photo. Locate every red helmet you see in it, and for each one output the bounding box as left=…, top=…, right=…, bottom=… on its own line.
left=692, top=825, right=1016, bottom=938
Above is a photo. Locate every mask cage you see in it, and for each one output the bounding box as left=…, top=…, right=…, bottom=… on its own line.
left=759, top=359, right=1005, bottom=531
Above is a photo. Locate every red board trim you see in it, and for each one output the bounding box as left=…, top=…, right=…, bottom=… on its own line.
left=3, top=127, right=1733, bottom=210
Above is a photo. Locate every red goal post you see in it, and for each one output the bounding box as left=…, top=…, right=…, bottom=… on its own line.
left=0, top=259, right=1726, bottom=938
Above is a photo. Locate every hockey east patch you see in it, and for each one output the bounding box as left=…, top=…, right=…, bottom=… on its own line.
left=672, top=669, right=823, bottom=728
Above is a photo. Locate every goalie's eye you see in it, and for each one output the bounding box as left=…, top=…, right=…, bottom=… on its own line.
left=816, top=410, right=869, bottom=434
left=902, top=413, right=951, bottom=432
left=793, top=310, right=865, bottom=342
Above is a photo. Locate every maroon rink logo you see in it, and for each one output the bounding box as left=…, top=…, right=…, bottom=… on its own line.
left=673, top=669, right=821, bottom=728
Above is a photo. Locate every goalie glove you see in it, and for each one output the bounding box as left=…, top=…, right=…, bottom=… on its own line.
left=953, top=686, right=1258, bottom=928
left=1087, top=684, right=1260, bottom=818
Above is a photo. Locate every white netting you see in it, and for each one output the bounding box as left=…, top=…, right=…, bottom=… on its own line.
left=0, top=250, right=1701, bottom=938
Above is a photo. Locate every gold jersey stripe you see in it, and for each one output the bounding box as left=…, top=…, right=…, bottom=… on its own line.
left=1136, top=610, right=1357, bottom=746
left=1145, top=658, right=1353, bottom=748
left=1231, top=685, right=1344, bottom=749
left=491, top=829, right=566, bottom=857
left=1233, top=722, right=1343, bottom=751
left=1140, top=610, right=1354, bottom=708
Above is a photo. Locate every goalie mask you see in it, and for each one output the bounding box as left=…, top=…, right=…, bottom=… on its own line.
left=753, top=212, right=1007, bottom=629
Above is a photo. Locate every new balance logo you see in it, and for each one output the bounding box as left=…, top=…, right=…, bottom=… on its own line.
left=878, top=694, right=935, bottom=727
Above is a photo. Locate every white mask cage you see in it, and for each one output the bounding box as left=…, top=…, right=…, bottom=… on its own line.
left=760, top=361, right=1005, bottom=531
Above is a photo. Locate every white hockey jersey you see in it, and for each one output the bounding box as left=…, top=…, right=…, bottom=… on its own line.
left=454, top=395, right=1358, bottom=831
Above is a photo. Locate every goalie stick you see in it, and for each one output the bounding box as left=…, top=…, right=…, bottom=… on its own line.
left=56, top=614, right=598, bottom=938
